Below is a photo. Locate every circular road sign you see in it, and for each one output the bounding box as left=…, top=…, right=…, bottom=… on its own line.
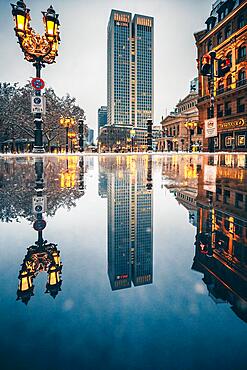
left=33, top=97, right=42, bottom=105
left=31, top=78, right=45, bottom=90
left=33, top=219, right=46, bottom=231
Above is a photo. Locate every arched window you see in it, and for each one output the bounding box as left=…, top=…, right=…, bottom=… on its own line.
left=226, top=51, right=232, bottom=65
left=237, top=69, right=246, bottom=87
left=238, top=44, right=246, bottom=62
left=238, top=69, right=246, bottom=80
left=226, top=74, right=232, bottom=89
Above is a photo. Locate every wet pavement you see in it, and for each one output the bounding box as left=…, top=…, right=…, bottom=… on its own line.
left=0, top=153, right=246, bottom=370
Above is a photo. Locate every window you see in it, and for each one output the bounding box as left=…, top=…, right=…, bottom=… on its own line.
left=207, top=39, right=212, bottom=52
left=238, top=44, right=246, bottom=62
left=238, top=14, right=245, bottom=29
left=226, top=51, right=232, bottom=65
left=226, top=74, right=232, bottom=89
left=217, top=104, right=223, bottom=117
left=237, top=69, right=246, bottom=87
left=218, top=12, right=223, bottom=22
left=237, top=97, right=245, bottom=113
left=225, top=25, right=231, bottom=39
left=235, top=193, right=244, bottom=209
left=217, top=80, right=224, bottom=94
left=224, top=101, right=231, bottom=116
left=217, top=32, right=222, bottom=45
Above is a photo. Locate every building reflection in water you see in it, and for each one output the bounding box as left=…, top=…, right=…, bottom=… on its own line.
left=162, top=154, right=247, bottom=322
left=193, top=154, right=247, bottom=322
left=100, top=156, right=153, bottom=290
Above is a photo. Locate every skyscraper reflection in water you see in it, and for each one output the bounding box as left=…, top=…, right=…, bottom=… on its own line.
left=101, top=156, right=153, bottom=290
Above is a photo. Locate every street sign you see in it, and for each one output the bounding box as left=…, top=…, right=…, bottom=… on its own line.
left=31, top=77, right=45, bottom=90
left=32, top=195, right=47, bottom=214
left=33, top=219, right=46, bottom=231
left=31, top=96, right=46, bottom=113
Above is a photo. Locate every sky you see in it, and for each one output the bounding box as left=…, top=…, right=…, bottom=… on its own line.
left=0, top=0, right=213, bottom=133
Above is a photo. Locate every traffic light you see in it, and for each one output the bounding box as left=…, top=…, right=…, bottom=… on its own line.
left=217, top=58, right=231, bottom=77
left=201, top=54, right=211, bottom=76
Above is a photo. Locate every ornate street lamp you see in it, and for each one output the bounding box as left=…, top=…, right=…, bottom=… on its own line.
left=60, top=117, right=75, bottom=153
left=11, top=0, right=60, bottom=153
left=184, top=121, right=198, bottom=152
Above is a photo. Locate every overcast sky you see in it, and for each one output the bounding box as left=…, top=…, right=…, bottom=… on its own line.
left=0, top=0, right=212, bottom=132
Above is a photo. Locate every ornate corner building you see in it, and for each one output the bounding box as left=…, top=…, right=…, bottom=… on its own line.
left=158, top=80, right=202, bottom=152
left=195, top=0, right=247, bottom=152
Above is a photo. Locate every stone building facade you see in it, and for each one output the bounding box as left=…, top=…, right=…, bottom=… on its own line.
left=158, top=90, right=202, bottom=151
left=195, top=0, right=247, bottom=152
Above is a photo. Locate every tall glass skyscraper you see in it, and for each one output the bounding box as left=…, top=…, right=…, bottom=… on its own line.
left=107, top=10, right=154, bottom=129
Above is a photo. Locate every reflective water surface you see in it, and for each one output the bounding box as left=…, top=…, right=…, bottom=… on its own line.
left=0, top=154, right=246, bottom=370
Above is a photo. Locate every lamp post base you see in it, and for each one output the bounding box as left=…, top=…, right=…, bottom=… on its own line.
left=33, top=146, right=45, bottom=153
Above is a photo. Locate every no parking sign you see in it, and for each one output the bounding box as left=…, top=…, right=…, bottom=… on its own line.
left=31, top=78, right=45, bottom=90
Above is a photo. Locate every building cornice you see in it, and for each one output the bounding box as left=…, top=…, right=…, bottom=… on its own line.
left=197, top=1, right=246, bottom=45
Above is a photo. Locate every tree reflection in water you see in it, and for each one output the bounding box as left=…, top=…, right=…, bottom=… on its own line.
left=14, top=156, right=86, bottom=304
left=0, top=156, right=86, bottom=222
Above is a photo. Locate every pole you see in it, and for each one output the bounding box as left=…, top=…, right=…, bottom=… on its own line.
left=65, top=127, right=69, bottom=154
left=78, top=119, right=84, bottom=152
left=208, top=52, right=216, bottom=153
left=33, top=62, right=45, bottom=153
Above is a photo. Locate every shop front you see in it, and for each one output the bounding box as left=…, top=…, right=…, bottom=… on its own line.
left=214, top=117, right=247, bottom=152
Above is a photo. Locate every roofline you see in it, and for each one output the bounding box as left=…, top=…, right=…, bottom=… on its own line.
left=197, top=1, right=246, bottom=45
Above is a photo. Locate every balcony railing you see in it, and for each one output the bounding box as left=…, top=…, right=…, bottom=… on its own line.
left=236, top=79, right=247, bottom=88
left=216, top=87, right=224, bottom=95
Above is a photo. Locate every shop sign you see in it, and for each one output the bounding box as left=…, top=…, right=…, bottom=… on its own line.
left=218, top=118, right=246, bottom=131
left=204, top=117, right=217, bottom=138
